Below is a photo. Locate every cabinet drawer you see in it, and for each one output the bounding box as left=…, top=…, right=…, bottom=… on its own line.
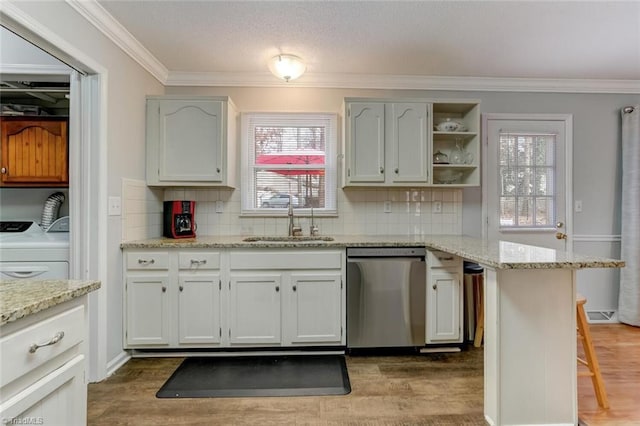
left=1, top=305, right=84, bottom=388
left=178, top=252, right=220, bottom=270
left=230, top=250, right=342, bottom=270
left=428, top=251, right=461, bottom=268
left=126, top=252, right=169, bottom=270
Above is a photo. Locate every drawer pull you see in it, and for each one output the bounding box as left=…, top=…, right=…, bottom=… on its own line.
left=29, top=331, right=65, bottom=353
left=437, top=256, right=455, bottom=261
left=190, top=259, right=207, bottom=265
left=138, top=258, right=155, bottom=265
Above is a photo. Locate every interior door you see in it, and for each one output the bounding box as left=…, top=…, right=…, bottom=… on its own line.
left=483, top=114, right=572, bottom=250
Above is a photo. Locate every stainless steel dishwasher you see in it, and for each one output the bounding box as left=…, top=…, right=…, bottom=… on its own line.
left=346, top=247, right=426, bottom=349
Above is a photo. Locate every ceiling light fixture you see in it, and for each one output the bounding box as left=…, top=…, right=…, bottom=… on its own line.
left=268, top=54, right=306, bottom=82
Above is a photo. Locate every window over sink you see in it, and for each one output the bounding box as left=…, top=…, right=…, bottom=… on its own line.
left=240, top=113, right=337, bottom=215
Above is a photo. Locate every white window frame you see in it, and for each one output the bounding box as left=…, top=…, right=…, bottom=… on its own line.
left=240, top=112, right=338, bottom=216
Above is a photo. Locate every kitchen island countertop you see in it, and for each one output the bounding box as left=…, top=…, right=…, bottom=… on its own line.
left=0, top=279, right=101, bottom=325
left=120, top=234, right=624, bottom=270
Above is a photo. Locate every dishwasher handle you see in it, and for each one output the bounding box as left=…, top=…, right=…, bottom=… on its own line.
left=347, top=256, right=425, bottom=262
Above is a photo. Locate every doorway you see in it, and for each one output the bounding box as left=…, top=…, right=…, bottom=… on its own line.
left=483, top=114, right=573, bottom=251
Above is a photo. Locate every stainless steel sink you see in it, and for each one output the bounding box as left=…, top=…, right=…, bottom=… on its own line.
left=242, top=236, right=334, bottom=242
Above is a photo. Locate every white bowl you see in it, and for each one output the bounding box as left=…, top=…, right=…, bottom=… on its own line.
left=435, top=120, right=466, bottom=132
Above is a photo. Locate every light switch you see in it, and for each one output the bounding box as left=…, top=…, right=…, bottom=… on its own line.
left=575, top=200, right=583, bottom=213
left=108, top=196, right=121, bottom=216
left=383, top=201, right=392, bottom=213
left=432, top=201, right=442, bottom=213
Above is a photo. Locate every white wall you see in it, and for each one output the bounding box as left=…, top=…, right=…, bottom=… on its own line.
left=3, top=1, right=164, bottom=378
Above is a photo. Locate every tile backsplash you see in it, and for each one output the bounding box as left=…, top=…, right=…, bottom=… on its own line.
left=122, top=179, right=462, bottom=240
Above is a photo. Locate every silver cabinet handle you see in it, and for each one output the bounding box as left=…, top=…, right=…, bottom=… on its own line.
left=138, top=258, right=155, bottom=265
left=1, top=167, right=6, bottom=174
left=29, top=331, right=64, bottom=353
left=190, top=259, right=207, bottom=265
left=379, top=166, right=384, bottom=174
left=162, top=286, right=167, bottom=293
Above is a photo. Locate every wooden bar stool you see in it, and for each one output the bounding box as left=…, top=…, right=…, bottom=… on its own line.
left=576, top=294, right=609, bottom=409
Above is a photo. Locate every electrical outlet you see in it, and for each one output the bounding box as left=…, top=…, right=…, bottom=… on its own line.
left=575, top=200, right=583, bottom=213
left=383, top=201, right=392, bottom=213
left=432, top=201, right=442, bottom=213
left=108, top=196, right=121, bottom=216
left=215, top=200, right=224, bottom=213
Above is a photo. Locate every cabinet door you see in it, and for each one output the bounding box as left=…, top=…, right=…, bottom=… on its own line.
left=390, top=103, right=429, bottom=183
left=426, top=270, right=462, bottom=343
left=178, top=274, right=221, bottom=345
left=346, top=102, right=385, bottom=183
left=285, top=273, right=342, bottom=345
left=126, top=276, right=170, bottom=346
left=228, top=274, right=281, bottom=345
left=0, top=355, right=86, bottom=426
left=1, top=119, right=68, bottom=186
left=154, top=99, right=223, bottom=183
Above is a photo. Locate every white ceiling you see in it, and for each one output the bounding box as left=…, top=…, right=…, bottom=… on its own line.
left=92, top=0, right=640, bottom=91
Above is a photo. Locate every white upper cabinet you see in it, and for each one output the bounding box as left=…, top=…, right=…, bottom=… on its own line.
left=345, top=102, right=386, bottom=183
left=390, top=103, right=429, bottom=183
left=343, top=98, right=480, bottom=187
left=146, top=96, right=237, bottom=187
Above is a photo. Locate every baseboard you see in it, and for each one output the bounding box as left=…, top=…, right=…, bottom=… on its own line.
left=106, top=350, right=131, bottom=377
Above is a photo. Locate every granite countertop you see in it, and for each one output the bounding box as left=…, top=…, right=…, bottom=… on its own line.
left=120, top=235, right=625, bottom=270
left=0, top=280, right=101, bottom=326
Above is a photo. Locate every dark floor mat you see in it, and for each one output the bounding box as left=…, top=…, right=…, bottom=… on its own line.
left=156, top=355, right=351, bottom=398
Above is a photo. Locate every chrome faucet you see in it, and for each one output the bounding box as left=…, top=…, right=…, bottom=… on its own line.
left=288, top=196, right=302, bottom=236
left=310, top=207, right=319, bottom=236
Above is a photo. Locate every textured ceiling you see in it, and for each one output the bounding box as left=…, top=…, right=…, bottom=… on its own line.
left=98, top=1, right=640, bottom=81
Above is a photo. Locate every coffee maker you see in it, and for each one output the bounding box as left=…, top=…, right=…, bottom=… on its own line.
left=163, top=200, right=196, bottom=238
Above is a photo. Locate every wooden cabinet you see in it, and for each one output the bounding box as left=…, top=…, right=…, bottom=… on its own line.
left=344, top=100, right=429, bottom=186
left=426, top=250, right=463, bottom=344
left=145, top=96, right=237, bottom=187
left=343, top=98, right=480, bottom=187
left=1, top=299, right=87, bottom=425
left=0, top=117, right=68, bottom=187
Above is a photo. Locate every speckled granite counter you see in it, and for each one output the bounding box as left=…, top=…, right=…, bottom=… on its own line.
left=0, top=280, right=101, bottom=325
left=120, top=234, right=624, bottom=270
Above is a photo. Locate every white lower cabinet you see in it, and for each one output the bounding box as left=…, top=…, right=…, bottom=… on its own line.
left=228, top=250, right=345, bottom=347
left=124, top=248, right=345, bottom=349
left=0, top=299, right=88, bottom=426
left=178, top=274, right=221, bottom=345
left=228, top=274, right=282, bottom=345
left=124, top=250, right=222, bottom=348
left=285, top=273, right=342, bottom=345
left=426, top=251, right=463, bottom=344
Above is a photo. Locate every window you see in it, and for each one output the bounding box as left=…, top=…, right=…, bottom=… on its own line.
left=499, top=132, right=556, bottom=228
left=241, top=113, right=337, bottom=215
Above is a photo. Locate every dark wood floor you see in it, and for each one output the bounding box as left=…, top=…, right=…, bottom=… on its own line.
left=88, top=323, right=639, bottom=425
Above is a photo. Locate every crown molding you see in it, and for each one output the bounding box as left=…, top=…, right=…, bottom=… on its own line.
left=167, top=71, right=640, bottom=94
left=65, top=0, right=168, bottom=84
